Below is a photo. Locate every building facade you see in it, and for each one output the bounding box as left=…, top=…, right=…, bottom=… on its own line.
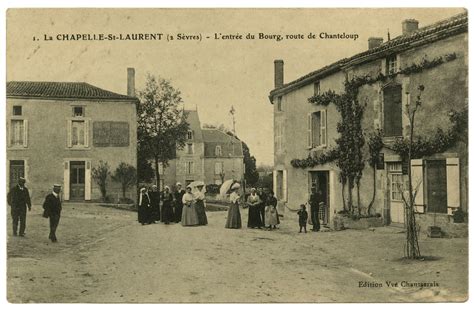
left=6, top=78, right=138, bottom=203
left=159, top=110, right=244, bottom=189
left=268, top=13, right=468, bottom=232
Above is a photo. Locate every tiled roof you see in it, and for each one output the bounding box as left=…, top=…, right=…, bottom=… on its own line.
left=269, top=12, right=467, bottom=98
left=6, top=81, right=136, bottom=101
left=202, top=129, right=243, bottom=157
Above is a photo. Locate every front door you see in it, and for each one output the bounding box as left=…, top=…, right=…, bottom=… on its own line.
left=70, top=161, right=85, bottom=201
left=426, top=160, right=447, bottom=213
left=9, top=160, right=25, bottom=189
left=388, top=162, right=405, bottom=225
left=310, top=171, right=329, bottom=225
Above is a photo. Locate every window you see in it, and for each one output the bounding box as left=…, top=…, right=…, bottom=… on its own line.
left=389, top=163, right=405, bottom=201
left=13, top=106, right=22, bottom=116
left=215, top=145, right=222, bottom=156
left=314, top=81, right=321, bottom=96
left=71, top=120, right=85, bottom=146
left=275, top=120, right=283, bottom=152
left=277, top=96, right=282, bottom=111
left=426, top=160, right=448, bottom=213
left=10, top=119, right=27, bottom=147
left=186, top=143, right=194, bottom=154
left=215, top=162, right=223, bottom=175
left=73, top=106, right=84, bottom=117
left=187, top=130, right=193, bottom=140
left=383, top=84, right=402, bottom=137
left=386, top=55, right=398, bottom=75
left=185, top=162, right=194, bottom=175
left=307, top=110, right=327, bottom=148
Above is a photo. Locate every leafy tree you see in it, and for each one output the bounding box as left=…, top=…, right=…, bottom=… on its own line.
left=112, top=162, right=137, bottom=199
left=91, top=161, right=110, bottom=202
left=137, top=74, right=190, bottom=208
left=137, top=148, right=155, bottom=183
left=242, top=141, right=259, bottom=186
left=367, top=129, right=384, bottom=215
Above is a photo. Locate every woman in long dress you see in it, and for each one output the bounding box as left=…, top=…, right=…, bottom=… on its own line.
left=265, top=190, right=279, bottom=230
left=225, top=183, right=242, bottom=229
left=247, top=188, right=262, bottom=229
left=138, top=187, right=152, bottom=225
left=181, top=186, right=199, bottom=226
left=161, top=186, right=174, bottom=224
left=173, top=183, right=185, bottom=223
left=148, top=185, right=160, bottom=223
left=194, top=183, right=208, bottom=225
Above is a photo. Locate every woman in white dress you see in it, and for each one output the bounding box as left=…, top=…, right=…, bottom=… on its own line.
left=181, top=186, right=199, bottom=226
left=193, top=183, right=208, bottom=225
left=225, top=183, right=242, bottom=229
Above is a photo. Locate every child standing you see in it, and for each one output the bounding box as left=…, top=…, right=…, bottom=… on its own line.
left=297, top=204, right=308, bottom=233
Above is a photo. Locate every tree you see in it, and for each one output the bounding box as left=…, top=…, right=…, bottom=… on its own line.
left=112, top=162, right=137, bottom=199
left=242, top=142, right=259, bottom=186
left=91, top=161, right=110, bottom=202
left=137, top=147, right=155, bottom=184
left=367, top=129, right=384, bottom=215
left=137, top=74, right=190, bottom=208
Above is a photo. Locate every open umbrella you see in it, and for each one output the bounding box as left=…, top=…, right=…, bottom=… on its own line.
left=188, top=181, right=206, bottom=193
left=219, top=179, right=235, bottom=197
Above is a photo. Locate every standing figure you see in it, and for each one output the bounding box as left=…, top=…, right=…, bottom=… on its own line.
left=138, top=187, right=152, bottom=225
left=148, top=185, right=161, bottom=223
left=247, top=188, right=262, bottom=229
left=42, top=184, right=62, bottom=242
left=161, top=186, right=174, bottom=225
left=174, top=182, right=185, bottom=223
left=225, top=183, right=242, bottom=229
left=194, top=183, right=208, bottom=226
left=181, top=186, right=199, bottom=226
left=309, top=187, right=322, bottom=232
left=297, top=204, right=308, bottom=233
left=265, top=191, right=278, bottom=230
left=257, top=187, right=267, bottom=226
left=7, top=177, right=32, bottom=237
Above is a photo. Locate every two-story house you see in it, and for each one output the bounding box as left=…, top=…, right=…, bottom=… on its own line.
left=6, top=69, right=138, bottom=203
left=268, top=12, right=467, bottom=233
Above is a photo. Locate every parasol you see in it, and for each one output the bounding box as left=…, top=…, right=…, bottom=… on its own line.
left=188, top=181, right=206, bottom=194
left=219, top=179, right=235, bottom=197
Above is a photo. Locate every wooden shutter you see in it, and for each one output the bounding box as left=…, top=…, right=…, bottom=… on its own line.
left=320, top=109, right=327, bottom=147
left=67, top=120, right=72, bottom=148
left=383, top=85, right=402, bottom=137
left=273, top=170, right=277, bottom=194
left=63, top=161, right=70, bottom=201
left=307, top=113, right=313, bottom=148
left=84, top=120, right=90, bottom=148
left=22, top=120, right=28, bottom=148
left=85, top=160, right=92, bottom=200
left=446, top=158, right=460, bottom=213
left=410, top=159, right=424, bottom=213
left=283, top=169, right=288, bottom=202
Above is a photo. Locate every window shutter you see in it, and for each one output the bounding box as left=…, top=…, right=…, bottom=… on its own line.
left=63, top=161, right=70, bottom=201
left=85, top=160, right=92, bottom=200
left=320, top=109, right=327, bottom=147
left=67, top=120, right=72, bottom=148
left=381, top=58, right=387, bottom=75
left=22, top=120, right=28, bottom=147
left=307, top=113, right=313, bottom=148
left=84, top=120, right=90, bottom=148
left=272, top=170, right=277, bottom=194
left=446, top=158, right=460, bottom=213
left=7, top=120, right=11, bottom=147
left=410, top=159, right=424, bottom=213
left=283, top=169, right=288, bottom=202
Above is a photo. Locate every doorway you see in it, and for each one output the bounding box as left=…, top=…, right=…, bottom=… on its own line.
left=426, top=159, right=447, bottom=213
left=388, top=162, right=405, bottom=225
left=9, top=160, right=25, bottom=189
left=70, top=161, right=85, bottom=201
left=309, top=171, right=330, bottom=225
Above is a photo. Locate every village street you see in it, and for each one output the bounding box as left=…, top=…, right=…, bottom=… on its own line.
left=7, top=203, right=468, bottom=303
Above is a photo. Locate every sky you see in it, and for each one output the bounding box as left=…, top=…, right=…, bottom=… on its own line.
left=6, top=8, right=465, bottom=165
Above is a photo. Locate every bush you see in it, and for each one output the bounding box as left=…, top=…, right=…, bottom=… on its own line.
left=206, top=184, right=221, bottom=195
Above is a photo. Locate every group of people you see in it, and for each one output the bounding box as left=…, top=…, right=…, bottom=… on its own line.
left=244, top=187, right=279, bottom=230
left=7, top=177, right=63, bottom=242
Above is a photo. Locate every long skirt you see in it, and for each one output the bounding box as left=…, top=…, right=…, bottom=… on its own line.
left=247, top=205, right=263, bottom=228
left=265, top=206, right=278, bottom=226
left=161, top=202, right=174, bottom=223
left=174, top=203, right=183, bottom=223
left=195, top=200, right=208, bottom=225
left=181, top=203, right=199, bottom=226
left=225, top=203, right=241, bottom=229
left=138, top=205, right=152, bottom=224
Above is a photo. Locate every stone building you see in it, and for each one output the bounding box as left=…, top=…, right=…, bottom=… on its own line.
left=159, top=110, right=244, bottom=189
left=6, top=70, right=138, bottom=203
left=268, top=12, right=467, bottom=234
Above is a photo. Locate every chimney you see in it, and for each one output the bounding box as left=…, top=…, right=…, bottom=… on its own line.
left=274, top=59, right=284, bottom=88
left=127, top=67, right=135, bottom=97
left=402, top=19, right=419, bottom=35
left=368, top=37, right=384, bottom=50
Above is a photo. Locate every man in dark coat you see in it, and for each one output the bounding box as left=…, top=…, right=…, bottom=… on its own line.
left=148, top=185, right=160, bottom=223
left=7, top=177, right=32, bottom=237
left=309, top=186, right=322, bottom=232
left=42, top=184, right=62, bottom=242
left=173, top=182, right=185, bottom=223
left=257, top=187, right=267, bottom=226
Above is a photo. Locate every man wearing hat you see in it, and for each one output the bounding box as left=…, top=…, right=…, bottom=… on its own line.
left=42, top=184, right=62, bottom=242
left=7, top=177, right=32, bottom=237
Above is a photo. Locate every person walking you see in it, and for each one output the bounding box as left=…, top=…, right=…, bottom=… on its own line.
left=42, top=184, right=62, bottom=242
left=148, top=185, right=161, bottom=223
left=309, top=186, right=322, bottom=232
left=247, top=188, right=262, bottom=229
left=7, top=177, right=32, bottom=237
left=181, top=186, right=199, bottom=226
left=173, top=182, right=185, bottom=223
left=265, top=191, right=278, bottom=230
left=225, top=183, right=242, bottom=229
left=194, top=182, right=208, bottom=226
left=161, top=186, right=174, bottom=225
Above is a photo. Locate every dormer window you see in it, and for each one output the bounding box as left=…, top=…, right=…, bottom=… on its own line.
left=386, top=55, right=398, bottom=75
left=73, top=106, right=84, bottom=117
left=187, top=130, right=193, bottom=140
left=215, top=145, right=222, bottom=156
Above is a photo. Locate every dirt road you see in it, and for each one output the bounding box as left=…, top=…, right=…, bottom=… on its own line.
left=7, top=203, right=468, bottom=303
